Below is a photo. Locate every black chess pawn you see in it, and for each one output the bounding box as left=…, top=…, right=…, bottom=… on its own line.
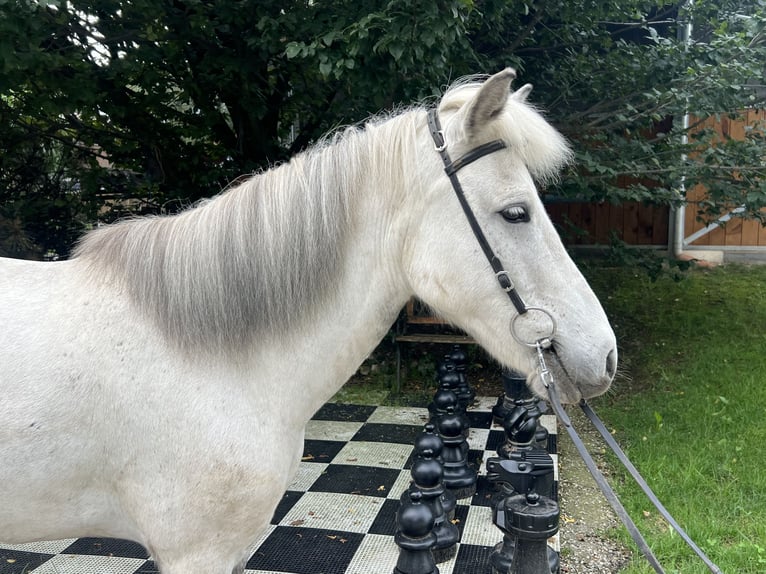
left=413, top=424, right=456, bottom=521
left=428, top=381, right=459, bottom=422
left=447, top=345, right=475, bottom=407
left=435, top=356, right=452, bottom=379
left=414, top=423, right=443, bottom=459
left=437, top=405, right=477, bottom=499
left=429, top=383, right=470, bottom=443
left=431, top=361, right=464, bottom=413
left=446, top=345, right=468, bottom=370
left=393, top=490, right=439, bottom=574
left=403, top=446, right=460, bottom=563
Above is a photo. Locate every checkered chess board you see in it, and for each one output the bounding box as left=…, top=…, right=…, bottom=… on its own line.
left=0, top=397, right=557, bottom=574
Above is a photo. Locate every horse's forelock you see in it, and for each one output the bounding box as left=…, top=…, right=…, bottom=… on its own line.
left=439, top=80, right=572, bottom=183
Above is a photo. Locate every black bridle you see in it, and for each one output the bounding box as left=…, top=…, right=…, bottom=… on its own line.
left=426, top=108, right=528, bottom=316
left=427, top=105, right=721, bottom=574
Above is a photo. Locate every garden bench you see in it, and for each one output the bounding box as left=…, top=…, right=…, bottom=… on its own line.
left=393, top=298, right=474, bottom=390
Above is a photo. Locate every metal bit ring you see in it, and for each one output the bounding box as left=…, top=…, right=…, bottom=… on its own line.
left=510, top=306, right=557, bottom=348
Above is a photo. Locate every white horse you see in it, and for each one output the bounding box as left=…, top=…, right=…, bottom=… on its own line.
left=0, top=69, right=616, bottom=573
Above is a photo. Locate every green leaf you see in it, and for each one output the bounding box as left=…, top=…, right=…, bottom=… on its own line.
left=319, top=61, right=332, bottom=77
left=284, top=42, right=303, bottom=59
left=389, top=43, right=404, bottom=61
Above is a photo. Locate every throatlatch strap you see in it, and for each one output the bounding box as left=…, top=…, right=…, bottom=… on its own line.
left=426, top=108, right=527, bottom=315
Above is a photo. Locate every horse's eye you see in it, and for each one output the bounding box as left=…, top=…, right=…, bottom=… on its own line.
left=500, top=204, right=529, bottom=223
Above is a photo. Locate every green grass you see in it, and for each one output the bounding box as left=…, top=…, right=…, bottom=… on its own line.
left=583, top=263, right=766, bottom=573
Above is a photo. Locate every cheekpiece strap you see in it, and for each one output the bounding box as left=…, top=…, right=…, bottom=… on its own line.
left=426, top=108, right=527, bottom=315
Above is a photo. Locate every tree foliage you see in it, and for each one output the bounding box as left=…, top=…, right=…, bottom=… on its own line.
left=1, top=0, right=764, bottom=257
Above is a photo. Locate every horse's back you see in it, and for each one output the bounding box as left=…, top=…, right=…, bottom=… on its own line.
left=0, top=257, right=91, bottom=372
left=0, top=257, right=137, bottom=541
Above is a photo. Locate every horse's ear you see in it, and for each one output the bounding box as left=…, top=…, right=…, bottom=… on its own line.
left=512, top=83, right=533, bottom=102
left=462, top=68, right=516, bottom=138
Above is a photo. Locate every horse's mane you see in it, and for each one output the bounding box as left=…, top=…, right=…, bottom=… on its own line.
left=74, top=109, right=422, bottom=354
left=74, top=76, right=570, bottom=355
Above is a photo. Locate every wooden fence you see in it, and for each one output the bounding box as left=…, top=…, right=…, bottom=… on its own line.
left=545, top=109, right=765, bottom=249
left=683, top=109, right=766, bottom=248
left=546, top=199, right=669, bottom=247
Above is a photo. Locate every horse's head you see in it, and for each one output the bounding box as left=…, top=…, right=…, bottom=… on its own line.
left=404, top=69, right=617, bottom=404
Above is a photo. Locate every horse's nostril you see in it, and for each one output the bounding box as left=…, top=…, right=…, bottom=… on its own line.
left=605, top=348, right=618, bottom=379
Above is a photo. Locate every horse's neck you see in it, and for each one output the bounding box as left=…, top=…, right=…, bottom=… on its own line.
left=283, top=246, right=408, bottom=416
left=257, top=130, right=417, bottom=422
left=75, top=112, right=422, bottom=423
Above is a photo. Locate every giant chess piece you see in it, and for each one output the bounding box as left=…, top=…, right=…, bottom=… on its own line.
left=428, top=383, right=470, bottom=442
left=492, top=368, right=549, bottom=446
left=413, top=423, right=456, bottom=522
left=403, top=445, right=460, bottom=563
left=393, top=490, right=439, bottom=574
left=437, top=405, right=477, bottom=499
left=446, top=345, right=475, bottom=408
left=430, top=362, right=464, bottom=417
left=496, top=405, right=539, bottom=460
left=490, top=406, right=539, bottom=508
left=486, top=451, right=558, bottom=574
left=494, top=491, right=559, bottom=574
left=428, top=379, right=459, bottom=422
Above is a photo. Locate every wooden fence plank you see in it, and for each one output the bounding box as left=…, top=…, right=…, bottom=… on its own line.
left=741, top=219, right=760, bottom=246
left=543, top=107, right=764, bottom=248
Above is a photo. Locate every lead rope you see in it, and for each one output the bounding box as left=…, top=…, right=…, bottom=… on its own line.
left=535, top=340, right=665, bottom=574
left=579, top=399, right=724, bottom=574
left=537, top=341, right=722, bottom=574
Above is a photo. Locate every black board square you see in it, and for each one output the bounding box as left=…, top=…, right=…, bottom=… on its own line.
left=547, top=432, right=557, bottom=454
left=485, top=428, right=508, bottom=453
left=302, top=439, right=345, bottom=463
left=311, top=403, right=376, bottom=422
left=62, top=537, right=149, bottom=559
left=466, top=410, right=494, bottom=429
left=246, top=526, right=363, bottom=574
left=271, top=490, right=304, bottom=524
left=0, top=549, right=55, bottom=574
left=367, top=498, right=401, bottom=536
left=453, top=543, right=494, bottom=574
left=133, top=559, right=159, bottom=573
left=469, top=475, right=497, bottom=507
left=351, top=423, right=421, bottom=445
left=468, top=448, right=486, bottom=471
left=308, top=464, right=400, bottom=497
